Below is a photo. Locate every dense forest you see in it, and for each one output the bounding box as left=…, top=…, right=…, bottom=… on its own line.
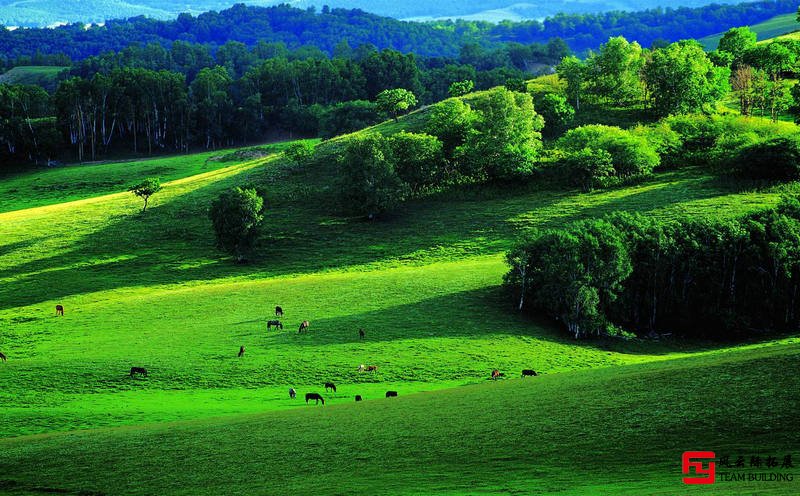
left=1, top=1, right=798, bottom=65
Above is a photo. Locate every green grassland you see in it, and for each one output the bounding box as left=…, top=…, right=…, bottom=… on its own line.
left=1, top=108, right=799, bottom=493
left=0, top=66, right=68, bottom=91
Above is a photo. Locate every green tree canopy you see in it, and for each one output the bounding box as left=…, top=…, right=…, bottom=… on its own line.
left=128, top=177, right=162, bottom=212
left=643, top=40, right=730, bottom=116
left=209, top=186, right=265, bottom=262
left=375, top=88, right=418, bottom=121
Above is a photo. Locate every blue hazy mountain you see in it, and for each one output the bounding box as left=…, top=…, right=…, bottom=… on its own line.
left=0, top=0, right=756, bottom=28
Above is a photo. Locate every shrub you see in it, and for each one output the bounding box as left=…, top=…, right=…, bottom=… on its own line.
left=209, top=187, right=265, bottom=262
left=425, top=98, right=475, bottom=159
left=559, top=125, right=659, bottom=178
left=283, top=141, right=316, bottom=166
left=730, top=135, right=800, bottom=181
left=560, top=148, right=615, bottom=191
left=387, top=132, right=446, bottom=193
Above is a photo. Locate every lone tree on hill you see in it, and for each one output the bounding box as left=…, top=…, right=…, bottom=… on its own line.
left=209, top=186, right=265, bottom=262
left=376, top=88, right=417, bottom=121
left=128, top=177, right=162, bottom=212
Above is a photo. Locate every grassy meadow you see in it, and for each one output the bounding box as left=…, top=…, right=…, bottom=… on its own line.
left=1, top=109, right=799, bottom=493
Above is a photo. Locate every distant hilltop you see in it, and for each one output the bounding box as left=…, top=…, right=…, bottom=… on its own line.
left=0, top=0, right=765, bottom=28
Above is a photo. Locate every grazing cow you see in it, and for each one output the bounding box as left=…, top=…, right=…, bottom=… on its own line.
left=298, top=320, right=310, bottom=333
left=238, top=346, right=245, bottom=357
left=324, top=382, right=337, bottom=393
left=358, top=364, right=365, bottom=372
left=385, top=391, right=398, bottom=398
left=305, top=392, right=324, bottom=405
left=130, top=367, right=148, bottom=378
left=275, top=306, right=284, bottom=317
left=289, top=388, right=297, bottom=399
left=358, top=328, right=365, bottom=339
left=366, top=365, right=378, bottom=373
left=521, top=369, right=538, bottom=378
left=55, top=305, right=64, bottom=316
left=491, top=369, right=502, bottom=380
left=0, top=352, right=6, bottom=362
left=355, top=395, right=363, bottom=402
left=267, top=320, right=283, bottom=330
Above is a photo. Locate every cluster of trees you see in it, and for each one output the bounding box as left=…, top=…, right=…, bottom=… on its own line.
left=319, top=87, right=543, bottom=217
left=557, top=36, right=730, bottom=116
left=505, top=198, right=800, bottom=339
left=1, top=2, right=796, bottom=64
left=0, top=83, right=57, bottom=164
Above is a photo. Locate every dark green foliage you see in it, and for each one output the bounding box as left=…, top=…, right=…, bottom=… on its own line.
left=319, top=100, right=380, bottom=139
left=559, top=148, right=615, bottom=191
left=505, top=219, right=632, bottom=338
left=0, top=83, right=54, bottom=165
left=730, top=136, right=800, bottom=181
left=455, top=88, right=544, bottom=180
left=387, top=132, right=445, bottom=193
left=336, top=134, right=410, bottom=219
left=209, top=186, right=265, bottom=261
left=2, top=2, right=796, bottom=61
left=507, top=201, right=800, bottom=338
left=128, top=177, right=162, bottom=212
left=558, top=125, right=660, bottom=178
left=534, top=93, right=575, bottom=137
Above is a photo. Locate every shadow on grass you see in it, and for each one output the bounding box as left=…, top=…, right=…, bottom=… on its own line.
left=1, top=168, right=749, bottom=312
left=252, top=285, right=723, bottom=357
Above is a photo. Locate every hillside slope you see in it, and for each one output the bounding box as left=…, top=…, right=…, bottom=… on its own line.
left=1, top=342, right=798, bottom=495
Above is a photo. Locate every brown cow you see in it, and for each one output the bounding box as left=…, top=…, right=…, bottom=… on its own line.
left=238, top=346, right=245, bottom=357
left=366, top=365, right=378, bottom=373
left=55, top=305, right=64, bottom=316
left=491, top=369, right=502, bottom=380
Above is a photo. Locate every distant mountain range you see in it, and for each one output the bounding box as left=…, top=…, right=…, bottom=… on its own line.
left=0, top=0, right=760, bottom=28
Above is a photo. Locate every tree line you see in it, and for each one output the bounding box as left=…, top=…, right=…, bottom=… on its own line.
left=0, top=39, right=565, bottom=165
left=0, top=1, right=797, bottom=66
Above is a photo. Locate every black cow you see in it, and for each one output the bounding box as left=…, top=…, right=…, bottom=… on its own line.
left=275, top=306, right=284, bottom=317
left=130, top=367, right=148, bottom=378
left=305, top=392, right=324, bottom=405
left=289, top=388, right=297, bottom=399
left=522, top=369, right=538, bottom=378
left=238, top=346, right=245, bottom=357
left=385, top=391, right=398, bottom=398
left=355, top=395, right=363, bottom=402
left=324, top=382, right=337, bottom=393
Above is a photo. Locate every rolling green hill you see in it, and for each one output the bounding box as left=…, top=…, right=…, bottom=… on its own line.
left=0, top=66, right=67, bottom=91
left=1, top=98, right=799, bottom=493
left=699, top=12, right=800, bottom=50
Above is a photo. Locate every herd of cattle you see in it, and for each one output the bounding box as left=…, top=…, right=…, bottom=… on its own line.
left=0, top=304, right=539, bottom=406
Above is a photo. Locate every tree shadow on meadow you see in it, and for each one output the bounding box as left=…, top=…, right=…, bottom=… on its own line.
left=0, top=168, right=743, bottom=312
